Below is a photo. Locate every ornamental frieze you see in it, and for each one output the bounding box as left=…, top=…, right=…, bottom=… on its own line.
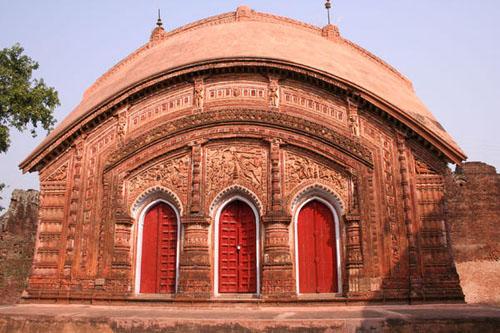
left=281, top=86, right=346, bottom=126
left=284, top=151, right=349, bottom=203
left=105, top=109, right=372, bottom=170
left=205, top=82, right=267, bottom=103
left=128, top=87, right=193, bottom=132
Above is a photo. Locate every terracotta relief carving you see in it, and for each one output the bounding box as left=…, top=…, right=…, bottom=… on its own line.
left=194, top=79, right=205, bottom=109
left=44, top=162, right=69, bottom=182
left=34, top=159, right=70, bottom=277
left=284, top=151, right=348, bottom=202
left=347, top=97, right=360, bottom=137
left=189, top=142, right=203, bottom=213
left=116, top=109, right=128, bottom=146
left=128, top=154, right=190, bottom=202
left=268, top=78, right=280, bottom=108
left=106, top=109, right=372, bottom=170
left=414, top=158, right=455, bottom=278
left=415, top=158, right=436, bottom=175
left=380, top=134, right=402, bottom=274
left=206, top=145, right=267, bottom=204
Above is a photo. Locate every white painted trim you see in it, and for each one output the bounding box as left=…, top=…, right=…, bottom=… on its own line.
left=134, top=199, right=181, bottom=295
left=213, top=195, right=260, bottom=297
left=293, top=196, right=342, bottom=295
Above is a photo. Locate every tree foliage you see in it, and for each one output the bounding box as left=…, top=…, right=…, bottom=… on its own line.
left=0, top=43, right=59, bottom=153
left=0, top=183, right=4, bottom=211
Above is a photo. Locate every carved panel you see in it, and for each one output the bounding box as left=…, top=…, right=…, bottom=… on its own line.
left=284, top=150, right=348, bottom=203
left=415, top=160, right=454, bottom=276
left=77, top=124, right=116, bottom=276
left=127, top=154, right=190, bottom=206
left=205, top=144, right=267, bottom=208
left=43, top=163, right=69, bottom=182
left=380, top=134, right=402, bottom=275
left=34, top=159, right=70, bottom=277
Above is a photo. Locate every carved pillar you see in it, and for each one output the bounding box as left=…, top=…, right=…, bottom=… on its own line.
left=396, top=133, right=421, bottom=300
left=345, top=213, right=363, bottom=293
left=178, top=142, right=211, bottom=298
left=261, top=139, right=294, bottom=298
left=345, top=174, right=364, bottom=294
left=190, top=142, right=203, bottom=213
left=269, top=139, right=282, bottom=212
left=178, top=216, right=211, bottom=298
left=97, top=172, right=113, bottom=278
left=108, top=174, right=133, bottom=294
left=64, top=137, right=85, bottom=278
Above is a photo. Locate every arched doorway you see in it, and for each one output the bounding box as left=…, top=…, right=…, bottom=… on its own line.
left=297, top=199, right=339, bottom=293
left=218, top=200, right=257, bottom=293
left=139, top=202, right=178, bottom=293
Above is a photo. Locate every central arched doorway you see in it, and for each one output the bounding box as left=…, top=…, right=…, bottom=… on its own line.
left=139, top=202, right=178, bottom=294
left=297, top=199, right=339, bottom=293
left=218, top=200, right=257, bottom=293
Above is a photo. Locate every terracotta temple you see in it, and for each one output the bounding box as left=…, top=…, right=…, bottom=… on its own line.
left=19, top=6, right=467, bottom=303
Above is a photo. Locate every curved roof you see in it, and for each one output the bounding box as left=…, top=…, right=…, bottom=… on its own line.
left=21, top=6, right=465, bottom=170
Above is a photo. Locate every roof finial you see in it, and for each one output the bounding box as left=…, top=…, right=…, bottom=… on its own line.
left=325, top=0, right=332, bottom=25
left=156, top=9, right=163, bottom=27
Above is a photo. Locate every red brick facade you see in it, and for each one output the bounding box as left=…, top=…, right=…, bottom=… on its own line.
left=20, top=8, right=466, bottom=303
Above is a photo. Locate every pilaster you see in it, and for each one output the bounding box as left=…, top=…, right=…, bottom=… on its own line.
left=177, top=216, right=211, bottom=298
left=396, top=133, right=422, bottom=300
left=178, top=141, right=211, bottom=298
left=345, top=213, right=363, bottom=294
left=261, top=138, right=294, bottom=298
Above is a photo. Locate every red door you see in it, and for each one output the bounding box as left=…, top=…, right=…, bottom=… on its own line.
left=140, top=202, right=177, bottom=293
left=298, top=200, right=338, bottom=293
left=219, top=200, right=257, bottom=293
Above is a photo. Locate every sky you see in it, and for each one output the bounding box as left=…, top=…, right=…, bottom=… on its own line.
left=0, top=0, right=499, bottom=208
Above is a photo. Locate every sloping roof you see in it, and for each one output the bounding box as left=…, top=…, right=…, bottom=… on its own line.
left=21, top=6, right=465, bottom=170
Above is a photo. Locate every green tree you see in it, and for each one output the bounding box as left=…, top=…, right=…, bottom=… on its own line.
left=0, top=43, right=59, bottom=152
left=0, top=43, right=60, bottom=210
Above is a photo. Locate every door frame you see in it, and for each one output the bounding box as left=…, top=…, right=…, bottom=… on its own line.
left=293, top=196, right=342, bottom=295
left=134, top=199, right=181, bottom=294
left=214, top=195, right=260, bottom=297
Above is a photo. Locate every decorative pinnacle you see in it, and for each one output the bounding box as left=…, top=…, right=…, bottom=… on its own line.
left=156, top=9, right=163, bottom=27
left=325, top=0, right=332, bottom=25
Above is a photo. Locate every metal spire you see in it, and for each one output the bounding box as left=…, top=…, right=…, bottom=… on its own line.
left=325, top=0, right=332, bottom=25
left=156, top=9, right=163, bottom=28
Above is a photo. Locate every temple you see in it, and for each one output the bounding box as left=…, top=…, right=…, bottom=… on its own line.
left=19, top=6, right=466, bottom=303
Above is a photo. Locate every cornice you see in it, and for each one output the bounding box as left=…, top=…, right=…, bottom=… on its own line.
left=20, top=59, right=465, bottom=173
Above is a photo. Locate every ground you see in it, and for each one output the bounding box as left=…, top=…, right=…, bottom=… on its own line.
left=0, top=303, right=499, bottom=332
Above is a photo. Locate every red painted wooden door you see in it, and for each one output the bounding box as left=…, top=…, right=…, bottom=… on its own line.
left=140, top=202, right=177, bottom=293
left=298, top=200, right=338, bottom=293
left=219, top=200, right=257, bottom=293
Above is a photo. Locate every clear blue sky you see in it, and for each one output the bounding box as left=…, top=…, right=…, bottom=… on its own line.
left=0, top=1, right=499, bottom=207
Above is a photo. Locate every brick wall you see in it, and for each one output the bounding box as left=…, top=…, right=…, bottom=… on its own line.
left=0, top=189, right=39, bottom=304
left=446, top=162, right=500, bottom=304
